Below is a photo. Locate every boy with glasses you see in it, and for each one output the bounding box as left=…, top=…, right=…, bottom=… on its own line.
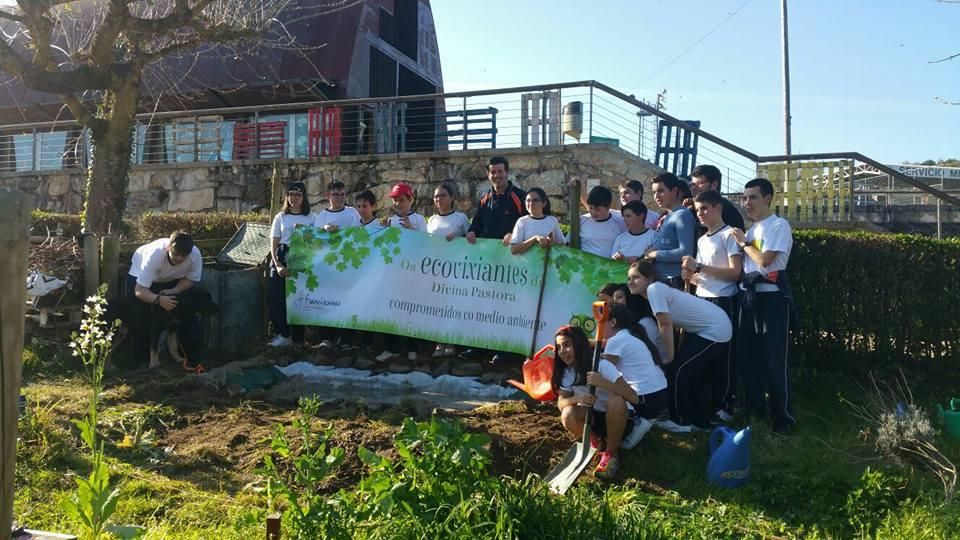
left=313, top=180, right=361, bottom=231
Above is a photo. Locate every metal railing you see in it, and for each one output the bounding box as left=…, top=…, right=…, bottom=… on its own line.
left=1, top=80, right=956, bottom=215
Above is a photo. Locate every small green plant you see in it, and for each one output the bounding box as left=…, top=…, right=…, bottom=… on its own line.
left=258, top=397, right=349, bottom=539
left=61, top=290, right=142, bottom=540
left=845, top=467, right=907, bottom=534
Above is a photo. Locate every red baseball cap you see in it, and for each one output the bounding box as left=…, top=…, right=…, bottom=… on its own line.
left=389, top=182, right=414, bottom=198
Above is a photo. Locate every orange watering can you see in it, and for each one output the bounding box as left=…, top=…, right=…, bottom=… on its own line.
left=507, top=344, right=557, bottom=401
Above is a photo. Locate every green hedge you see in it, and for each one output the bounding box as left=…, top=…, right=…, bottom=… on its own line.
left=790, top=230, right=960, bottom=371
left=30, top=210, right=85, bottom=237
left=137, top=211, right=270, bottom=241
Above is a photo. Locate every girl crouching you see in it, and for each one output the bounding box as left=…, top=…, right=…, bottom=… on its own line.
left=552, top=324, right=639, bottom=480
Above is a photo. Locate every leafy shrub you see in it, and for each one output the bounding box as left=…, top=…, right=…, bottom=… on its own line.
left=790, top=231, right=960, bottom=372
left=137, top=211, right=269, bottom=241
left=844, top=467, right=907, bottom=534
left=30, top=210, right=84, bottom=237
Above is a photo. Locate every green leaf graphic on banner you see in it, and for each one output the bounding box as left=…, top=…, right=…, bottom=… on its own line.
left=550, top=248, right=626, bottom=294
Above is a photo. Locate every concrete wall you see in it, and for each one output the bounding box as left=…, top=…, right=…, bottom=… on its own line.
left=2, top=143, right=664, bottom=222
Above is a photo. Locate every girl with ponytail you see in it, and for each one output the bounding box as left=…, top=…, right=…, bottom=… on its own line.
left=601, top=303, right=669, bottom=442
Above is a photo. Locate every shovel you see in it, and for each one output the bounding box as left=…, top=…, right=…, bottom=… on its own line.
left=544, top=300, right=610, bottom=495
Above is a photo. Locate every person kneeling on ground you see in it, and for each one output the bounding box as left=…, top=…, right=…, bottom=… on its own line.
left=127, top=230, right=203, bottom=369
left=601, top=303, right=668, bottom=445
left=552, top=325, right=642, bottom=480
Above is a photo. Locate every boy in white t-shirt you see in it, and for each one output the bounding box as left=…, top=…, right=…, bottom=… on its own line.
left=617, top=179, right=662, bottom=230
left=355, top=189, right=386, bottom=234
left=387, top=182, right=428, bottom=232
left=579, top=186, right=626, bottom=257
left=611, top=200, right=656, bottom=262
left=377, top=182, right=427, bottom=363
left=681, top=190, right=743, bottom=422
left=313, top=180, right=361, bottom=232
left=730, top=177, right=796, bottom=434
left=627, top=260, right=732, bottom=432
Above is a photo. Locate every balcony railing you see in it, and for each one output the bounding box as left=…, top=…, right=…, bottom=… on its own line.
left=1, top=80, right=956, bottom=217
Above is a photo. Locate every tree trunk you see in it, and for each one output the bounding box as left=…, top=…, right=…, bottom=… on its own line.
left=83, top=76, right=142, bottom=235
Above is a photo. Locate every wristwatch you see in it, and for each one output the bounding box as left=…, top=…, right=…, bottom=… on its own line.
left=695, top=262, right=703, bottom=273
left=738, top=241, right=749, bottom=249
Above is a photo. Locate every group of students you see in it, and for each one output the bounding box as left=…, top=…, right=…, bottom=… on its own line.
left=265, top=160, right=796, bottom=460
left=549, top=174, right=797, bottom=480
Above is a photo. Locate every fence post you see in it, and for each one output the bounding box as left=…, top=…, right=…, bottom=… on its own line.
left=100, top=236, right=120, bottom=300
left=1, top=191, right=31, bottom=535
left=83, top=233, right=100, bottom=299
left=266, top=513, right=281, bottom=540
left=269, top=163, right=284, bottom=218
left=567, top=178, right=580, bottom=249
left=32, top=128, right=39, bottom=171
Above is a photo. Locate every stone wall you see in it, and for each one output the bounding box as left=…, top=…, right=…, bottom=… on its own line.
left=0, top=143, right=665, bottom=221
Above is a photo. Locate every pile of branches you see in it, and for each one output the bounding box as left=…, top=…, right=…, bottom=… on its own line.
left=28, top=236, right=85, bottom=305
left=845, top=370, right=957, bottom=503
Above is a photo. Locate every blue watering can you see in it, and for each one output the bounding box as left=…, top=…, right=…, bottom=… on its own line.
left=707, top=426, right=752, bottom=488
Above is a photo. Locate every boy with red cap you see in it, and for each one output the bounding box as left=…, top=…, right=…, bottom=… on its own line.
left=387, top=182, right=427, bottom=232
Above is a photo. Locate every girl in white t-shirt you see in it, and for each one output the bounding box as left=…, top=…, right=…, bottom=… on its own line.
left=427, top=182, right=469, bottom=358
left=612, top=284, right=668, bottom=365
left=427, top=182, right=470, bottom=241
left=602, top=304, right=668, bottom=437
left=552, top=324, right=638, bottom=480
left=268, top=182, right=314, bottom=347
left=510, top=187, right=566, bottom=255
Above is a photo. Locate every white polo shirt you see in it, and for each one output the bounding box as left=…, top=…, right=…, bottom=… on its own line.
left=313, top=207, right=361, bottom=230
left=129, top=238, right=202, bottom=288
left=646, top=282, right=732, bottom=343
left=695, top=225, right=742, bottom=298
left=604, top=329, right=667, bottom=396
left=579, top=212, right=626, bottom=257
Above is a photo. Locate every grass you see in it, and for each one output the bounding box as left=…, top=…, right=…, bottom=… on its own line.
left=12, top=344, right=960, bottom=538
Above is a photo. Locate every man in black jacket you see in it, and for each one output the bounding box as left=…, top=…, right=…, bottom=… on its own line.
left=463, top=156, right=527, bottom=364
left=466, top=156, right=527, bottom=244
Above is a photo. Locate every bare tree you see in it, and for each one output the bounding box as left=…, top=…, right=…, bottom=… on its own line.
left=0, top=0, right=356, bottom=234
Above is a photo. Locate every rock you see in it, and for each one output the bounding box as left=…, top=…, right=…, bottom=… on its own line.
left=47, top=175, right=70, bottom=197
left=225, top=383, right=246, bottom=396
left=451, top=360, right=483, bottom=377
left=334, top=356, right=354, bottom=369
left=431, top=360, right=451, bottom=377
left=354, top=355, right=376, bottom=370
left=168, top=188, right=215, bottom=212
left=389, top=359, right=413, bottom=374
left=148, top=174, right=174, bottom=191
left=311, top=351, right=336, bottom=366
left=414, top=361, right=433, bottom=374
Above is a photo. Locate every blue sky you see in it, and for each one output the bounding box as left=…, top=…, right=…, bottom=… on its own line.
left=433, top=0, right=959, bottom=163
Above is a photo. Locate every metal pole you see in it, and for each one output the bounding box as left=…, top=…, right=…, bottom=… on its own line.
left=937, top=170, right=944, bottom=240
left=588, top=85, right=594, bottom=142
left=781, top=0, right=792, bottom=156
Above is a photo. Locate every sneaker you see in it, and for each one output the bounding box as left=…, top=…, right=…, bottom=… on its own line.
left=654, top=419, right=692, bottom=433
left=407, top=351, right=418, bottom=361
left=594, top=452, right=621, bottom=480
left=590, top=434, right=606, bottom=451
left=375, top=351, right=399, bottom=363
left=269, top=335, right=292, bottom=348
left=444, top=345, right=456, bottom=356
left=267, top=335, right=284, bottom=347
left=432, top=344, right=446, bottom=358
left=319, top=339, right=336, bottom=349
left=621, top=417, right=653, bottom=450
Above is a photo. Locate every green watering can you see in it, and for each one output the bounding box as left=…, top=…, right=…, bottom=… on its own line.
left=937, top=398, right=960, bottom=441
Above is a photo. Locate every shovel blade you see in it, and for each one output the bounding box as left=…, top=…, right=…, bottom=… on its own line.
left=544, top=441, right=597, bottom=494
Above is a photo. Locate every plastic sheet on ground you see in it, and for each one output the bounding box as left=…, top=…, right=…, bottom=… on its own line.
left=276, top=361, right=521, bottom=408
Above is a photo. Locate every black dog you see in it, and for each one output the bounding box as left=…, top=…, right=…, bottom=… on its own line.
left=107, top=287, right=217, bottom=369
